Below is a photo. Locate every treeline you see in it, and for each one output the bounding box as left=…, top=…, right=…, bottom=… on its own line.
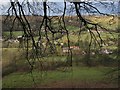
left=2, top=15, right=85, bottom=31
left=2, top=15, right=43, bottom=31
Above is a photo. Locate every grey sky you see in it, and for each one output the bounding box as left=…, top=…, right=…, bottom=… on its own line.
left=0, top=0, right=118, bottom=15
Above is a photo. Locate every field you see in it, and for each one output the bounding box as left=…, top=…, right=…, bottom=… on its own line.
left=3, top=66, right=118, bottom=88
left=2, top=15, right=119, bottom=88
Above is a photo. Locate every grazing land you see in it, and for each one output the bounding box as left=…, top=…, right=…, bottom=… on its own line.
left=2, top=15, right=119, bottom=88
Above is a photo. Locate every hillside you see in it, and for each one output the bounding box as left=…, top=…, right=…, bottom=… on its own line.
left=2, top=15, right=118, bottom=32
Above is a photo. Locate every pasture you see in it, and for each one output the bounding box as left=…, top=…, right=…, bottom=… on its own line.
left=2, top=15, right=119, bottom=88
left=3, top=66, right=118, bottom=88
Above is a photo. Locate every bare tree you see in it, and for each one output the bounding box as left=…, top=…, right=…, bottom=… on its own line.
left=2, top=0, right=118, bottom=86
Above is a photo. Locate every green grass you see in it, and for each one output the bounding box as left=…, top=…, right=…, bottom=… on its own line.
left=3, top=31, right=23, bottom=38
left=72, top=66, right=110, bottom=82
left=2, top=16, right=119, bottom=88
left=2, top=48, right=24, bottom=67
left=66, top=25, right=79, bottom=31
left=86, top=16, right=118, bottom=30
left=2, top=66, right=117, bottom=88
left=59, top=31, right=118, bottom=50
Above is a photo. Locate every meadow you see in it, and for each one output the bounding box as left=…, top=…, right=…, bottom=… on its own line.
left=2, top=15, right=119, bottom=88
left=3, top=66, right=118, bottom=88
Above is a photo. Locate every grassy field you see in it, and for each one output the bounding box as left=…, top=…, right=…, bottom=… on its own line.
left=85, top=16, right=118, bottom=30
left=2, top=66, right=118, bottom=88
left=3, top=31, right=23, bottom=38
left=2, top=47, right=118, bottom=88
left=2, top=15, right=119, bottom=88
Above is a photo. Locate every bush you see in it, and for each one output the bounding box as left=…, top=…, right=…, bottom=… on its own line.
left=2, top=49, right=27, bottom=76
left=99, top=54, right=116, bottom=66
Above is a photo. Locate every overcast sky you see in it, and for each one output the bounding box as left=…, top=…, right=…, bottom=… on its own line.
left=0, top=0, right=119, bottom=15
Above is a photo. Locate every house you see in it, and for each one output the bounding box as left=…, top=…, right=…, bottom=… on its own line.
left=0, top=38, right=3, bottom=42
left=62, top=47, right=69, bottom=53
left=14, top=39, right=19, bottom=43
left=99, top=49, right=113, bottom=54
left=70, top=46, right=80, bottom=50
left=62, top=46, right=80, bottom=53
